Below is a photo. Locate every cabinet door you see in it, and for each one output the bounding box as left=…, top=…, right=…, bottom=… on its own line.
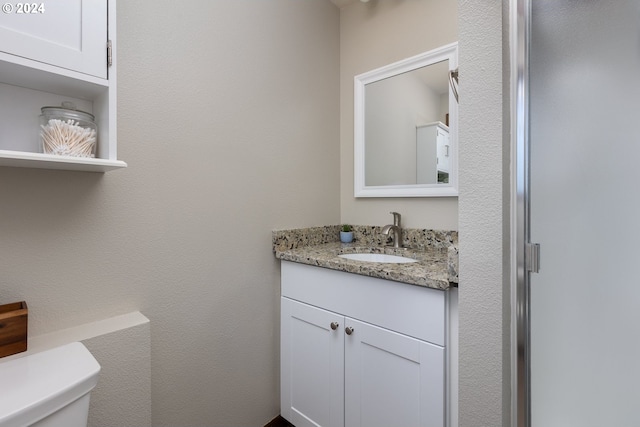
left=436, top=129, right=450, bottom=173
left=281, top=298, right=344, bottom=427
left=0, top=0, right=107, bottom=78
left=416, top=126, right=438, bottom=184
left=344, top=318, right=444, bottom=427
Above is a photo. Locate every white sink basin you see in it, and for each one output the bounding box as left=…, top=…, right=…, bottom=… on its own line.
left=338, top=253, right=417, bottom=264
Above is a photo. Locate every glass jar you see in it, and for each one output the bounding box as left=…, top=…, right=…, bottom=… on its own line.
left=39, top=104, right=98, bottom=158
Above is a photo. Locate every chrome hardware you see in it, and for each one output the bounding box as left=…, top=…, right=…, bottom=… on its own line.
left=449, top=68, right=459, bottom=102
left=107, top=40, right=113, bottom=68
left=330, top=322, right=339, bottom=330
left=382, top=211, right=403, bottom=249
left=526, top=243, right=541, bottom=273
left=391, top=211, right=401, bottom=226
left=345, top=326, right=354, bottom=335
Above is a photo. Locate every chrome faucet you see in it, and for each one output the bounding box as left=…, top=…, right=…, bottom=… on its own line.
left=381, top=212, right=403, bottom=248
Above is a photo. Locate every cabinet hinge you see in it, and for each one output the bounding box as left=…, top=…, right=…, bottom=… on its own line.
left=525, top=243, right=541, bottom=273
left=107, top=40, right=113, bottom=68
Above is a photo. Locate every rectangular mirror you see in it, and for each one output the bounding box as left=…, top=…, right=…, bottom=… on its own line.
left=354, top=42, right=458, bottom=197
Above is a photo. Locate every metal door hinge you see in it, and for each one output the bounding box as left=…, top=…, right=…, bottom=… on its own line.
left=526, top=243, right=541, bottom=273
left=107, top=40, right=113, bottom=67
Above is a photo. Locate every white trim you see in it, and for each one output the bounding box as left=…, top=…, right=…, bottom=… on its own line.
left=354, top=42, right=458, bottom=198
left=0, top=311, right=149, bottom=362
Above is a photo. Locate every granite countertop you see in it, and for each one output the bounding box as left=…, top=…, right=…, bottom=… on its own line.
left=273, top=226, right=458, bottom=291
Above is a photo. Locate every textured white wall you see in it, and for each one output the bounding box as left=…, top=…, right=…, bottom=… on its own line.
left=0, top=1, right=340, bottom=426
left=339, top=0, right=458, bottom=230
left=84, top=321, right=151, bottom=427
left=458, top=1, right=510, bottom=426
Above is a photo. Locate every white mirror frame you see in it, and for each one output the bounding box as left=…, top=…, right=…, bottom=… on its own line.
left=354, top=42, right=458, bottom=198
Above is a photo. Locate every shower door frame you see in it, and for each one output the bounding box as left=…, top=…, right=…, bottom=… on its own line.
left=511, top=0, right=531, bottom=426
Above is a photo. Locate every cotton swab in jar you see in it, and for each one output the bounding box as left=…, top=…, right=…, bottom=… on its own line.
left=40, top=118, right=97, bottom=157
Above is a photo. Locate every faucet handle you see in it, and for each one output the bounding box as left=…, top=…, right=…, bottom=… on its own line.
left=390, top=211, right=401, bottom=227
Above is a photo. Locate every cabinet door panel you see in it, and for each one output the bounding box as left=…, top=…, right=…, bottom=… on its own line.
left=417, top=125, right=438, bottom=184
left=0, top=0, right=107, bottom=78
left=436, top=129, right=450, bottom=173
left=345, top=318, right=444, bottom=427
left=281, top=298, right=344, bottom=427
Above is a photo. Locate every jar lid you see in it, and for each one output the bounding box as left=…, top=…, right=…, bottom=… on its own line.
left=41, top=106, right=95, bottom=122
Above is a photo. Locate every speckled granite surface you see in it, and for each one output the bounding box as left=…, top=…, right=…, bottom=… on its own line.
left=273, top=226, right=458, bottom=290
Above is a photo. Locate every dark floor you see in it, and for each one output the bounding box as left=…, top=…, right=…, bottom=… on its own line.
left=264, top=415, right=294, bottom=427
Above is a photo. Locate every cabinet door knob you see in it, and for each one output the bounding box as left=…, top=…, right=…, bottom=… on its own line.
left=345, top=326, right=354, bottom=335
left=330, top=322, right=339, bottom=330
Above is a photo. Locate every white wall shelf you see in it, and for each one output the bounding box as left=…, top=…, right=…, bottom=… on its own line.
left=0, top=0, right=125, bottom=173
left=0, top=150, right=126, bottom=172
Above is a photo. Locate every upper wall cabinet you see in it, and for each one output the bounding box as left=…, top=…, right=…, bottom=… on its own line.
left=0, top=0, right=126, bottom=172
left=0, top=1, right=107, bottom=79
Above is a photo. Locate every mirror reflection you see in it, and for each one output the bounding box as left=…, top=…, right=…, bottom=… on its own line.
left=354, top=42, right=458, bottom=198
left=365, top=60, right=450, bottom=186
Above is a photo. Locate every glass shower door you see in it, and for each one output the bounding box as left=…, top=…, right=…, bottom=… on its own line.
left=529, top=1, right=640, bottom=426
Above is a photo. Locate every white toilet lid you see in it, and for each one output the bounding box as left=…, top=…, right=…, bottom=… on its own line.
left=0, top=342, right=100, bottom=427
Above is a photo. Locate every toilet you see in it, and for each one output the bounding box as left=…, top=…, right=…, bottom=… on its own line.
left=0, top=342, right=100, bottom=427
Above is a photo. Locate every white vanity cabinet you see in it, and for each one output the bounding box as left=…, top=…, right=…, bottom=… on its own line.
left=417, top=122, right=450, bottom=184
left=281, top=261, right=450, bottom=427
left=0, top=0, right=126, bottom=172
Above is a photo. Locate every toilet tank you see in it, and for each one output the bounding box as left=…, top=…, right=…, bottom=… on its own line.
left=0, top=342, right=100, bottom=427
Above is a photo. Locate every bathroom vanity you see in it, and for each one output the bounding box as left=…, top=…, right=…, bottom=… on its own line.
left=274, top=226, right=458, bottom=427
